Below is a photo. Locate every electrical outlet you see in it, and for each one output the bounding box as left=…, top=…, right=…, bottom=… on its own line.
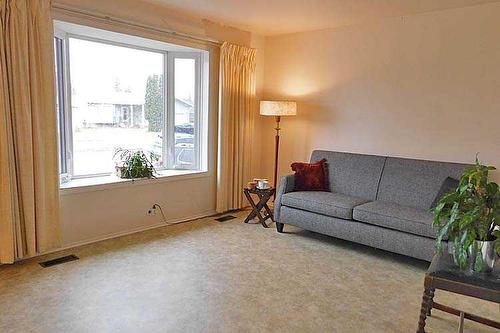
left=147, top=206, right=156, bottom=216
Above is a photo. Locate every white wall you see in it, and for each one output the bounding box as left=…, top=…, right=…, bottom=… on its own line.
left=261, top=2, right=500, bottom=183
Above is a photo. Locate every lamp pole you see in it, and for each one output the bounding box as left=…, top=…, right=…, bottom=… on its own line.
left=273, top=115, right=281, bottom=196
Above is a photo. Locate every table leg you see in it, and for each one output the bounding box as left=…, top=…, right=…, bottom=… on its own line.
left=433, top=302, right=500, bottom=330
left=254, top=192, right=273, bottom=228
left=458, top=311, right=465, bottom=333
left=427, top=288, right=435, bottom=316
left=243, top=191, right=259, bottom=223
left=255, top=200, right=269, bottom=228
left=417, top=278, right=433, bottom=333
left=243, top=189, right=276, bottom=228
left=263, top=203, right=274, bottom=222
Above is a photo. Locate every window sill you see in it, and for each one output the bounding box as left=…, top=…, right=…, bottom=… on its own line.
left=60, top=169, right=210, bottom=195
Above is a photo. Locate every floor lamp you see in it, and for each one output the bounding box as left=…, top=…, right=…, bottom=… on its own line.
left=260, top=101, right=297, bottom=192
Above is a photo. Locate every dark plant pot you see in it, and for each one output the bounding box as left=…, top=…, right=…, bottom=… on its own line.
left=468, top=239, right=497, bottom=274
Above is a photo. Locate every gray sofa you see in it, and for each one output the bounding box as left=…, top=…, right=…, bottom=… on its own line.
left=274, top=150, right=469, bottom=261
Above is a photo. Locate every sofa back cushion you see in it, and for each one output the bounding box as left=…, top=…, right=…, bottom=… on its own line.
left=377, top=157, right=469, bottom=209
left=310, top=150, right=386, bottom=200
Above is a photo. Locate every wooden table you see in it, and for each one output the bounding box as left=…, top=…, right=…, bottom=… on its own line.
left=243, top=187, right=275, bottom=228
left=417, top=253, right=500, bottom=333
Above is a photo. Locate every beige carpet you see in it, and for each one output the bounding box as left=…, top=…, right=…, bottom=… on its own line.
left=0, top=211, right=498, bottom=333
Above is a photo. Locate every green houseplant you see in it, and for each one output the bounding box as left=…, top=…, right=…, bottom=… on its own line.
left=114, top=148, right=159, bottom=179
left=432, top=156, right=499, bottom=272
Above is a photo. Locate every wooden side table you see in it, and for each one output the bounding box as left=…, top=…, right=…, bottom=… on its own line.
left=243, top=187, right=275, bottom=228
left=417, top=253, right=500, bottom=333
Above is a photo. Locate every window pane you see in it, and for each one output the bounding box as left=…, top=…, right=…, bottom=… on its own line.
left=68, top=38, right=164, bottom=176
left=174, top=58, right=196, bottom=169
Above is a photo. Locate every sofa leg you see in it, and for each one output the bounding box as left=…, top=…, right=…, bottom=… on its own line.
left=276, top=222, right=284, bottom=233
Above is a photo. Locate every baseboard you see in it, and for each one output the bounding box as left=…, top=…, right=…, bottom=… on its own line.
left=16, top=210, right=217, bottom=263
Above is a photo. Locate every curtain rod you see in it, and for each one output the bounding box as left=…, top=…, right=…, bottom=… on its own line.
left=52, top=4, right=222, bottom=47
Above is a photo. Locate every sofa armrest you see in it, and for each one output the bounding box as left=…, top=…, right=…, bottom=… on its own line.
left=274, top=174, right=295, bottom=222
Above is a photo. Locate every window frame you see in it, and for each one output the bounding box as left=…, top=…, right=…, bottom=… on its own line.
left=167, top=52, right=202, bottom=170
left=54, top=30, right=73, bottom=182
left=54, top=26, right=205, bottom=182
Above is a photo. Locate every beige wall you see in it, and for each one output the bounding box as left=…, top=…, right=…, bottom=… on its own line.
left=53, top=0, right=264, bottom=247
left=261, top=2, right=500, bottom=184
left=53, top=0, right=252, bottom=46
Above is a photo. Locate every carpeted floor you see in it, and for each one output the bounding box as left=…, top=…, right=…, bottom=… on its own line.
left=0, top=211, right=498, bottom=332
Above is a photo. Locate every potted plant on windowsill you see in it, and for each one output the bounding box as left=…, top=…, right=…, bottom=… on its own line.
left=114, top=148, right=159, bottom=180
left=433, top=156, right=499, bottom=273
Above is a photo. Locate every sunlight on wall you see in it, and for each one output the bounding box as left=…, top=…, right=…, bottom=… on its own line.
left=279, top=77, right=323, bottom=98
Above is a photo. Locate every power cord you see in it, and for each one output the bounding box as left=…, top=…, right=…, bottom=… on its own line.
left=151, top=203, right=216, bottom=227
left=152, top=203, right=191, bottom=227
left=152, top=203, right=169, bottom=224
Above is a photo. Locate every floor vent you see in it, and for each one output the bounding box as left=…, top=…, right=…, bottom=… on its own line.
left=39, top=255, right=79, bottom=268
left=215, top=215, right=237, bottom=222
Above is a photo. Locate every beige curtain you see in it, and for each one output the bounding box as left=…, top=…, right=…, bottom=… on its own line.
left=216, top=42, right=256, bottom=213
left=0, top=0, right=61, bottom=264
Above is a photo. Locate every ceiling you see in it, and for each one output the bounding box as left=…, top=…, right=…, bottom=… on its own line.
left=148, top=0, right=499, bottom=35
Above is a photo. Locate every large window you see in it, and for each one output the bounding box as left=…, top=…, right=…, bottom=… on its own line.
left=54, top=22, right=208, bottom=183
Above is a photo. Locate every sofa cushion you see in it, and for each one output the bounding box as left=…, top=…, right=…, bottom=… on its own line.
left=352, top=201, right=439, bottom=239
left=310, top=150, right=386, bottom=201
left=281, top=191, right=369, bottom=220
left=430, top=177, right=459, bottom=209
left=291, top=158, right=330, bottom=191
left=376, top=157, right=468, bottom=209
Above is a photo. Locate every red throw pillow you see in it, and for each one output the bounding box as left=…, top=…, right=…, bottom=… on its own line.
left=291, top=159, right=330, bottom=191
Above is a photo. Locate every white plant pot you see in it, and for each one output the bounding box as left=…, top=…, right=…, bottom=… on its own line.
left=468, top=239, right=497, bottom=273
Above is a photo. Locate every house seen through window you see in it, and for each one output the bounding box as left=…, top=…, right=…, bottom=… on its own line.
left=54, top=21, right=208, bottom=182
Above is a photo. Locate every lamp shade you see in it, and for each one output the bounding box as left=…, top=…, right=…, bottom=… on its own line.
left=260, top=101, right=297, bottom=116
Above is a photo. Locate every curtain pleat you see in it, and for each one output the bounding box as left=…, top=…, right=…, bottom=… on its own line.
left=216, top=42, right=256, bottom=213
left=0, top=1, right=15, bottom=263
left=0, top=0, right=61, bottom=263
